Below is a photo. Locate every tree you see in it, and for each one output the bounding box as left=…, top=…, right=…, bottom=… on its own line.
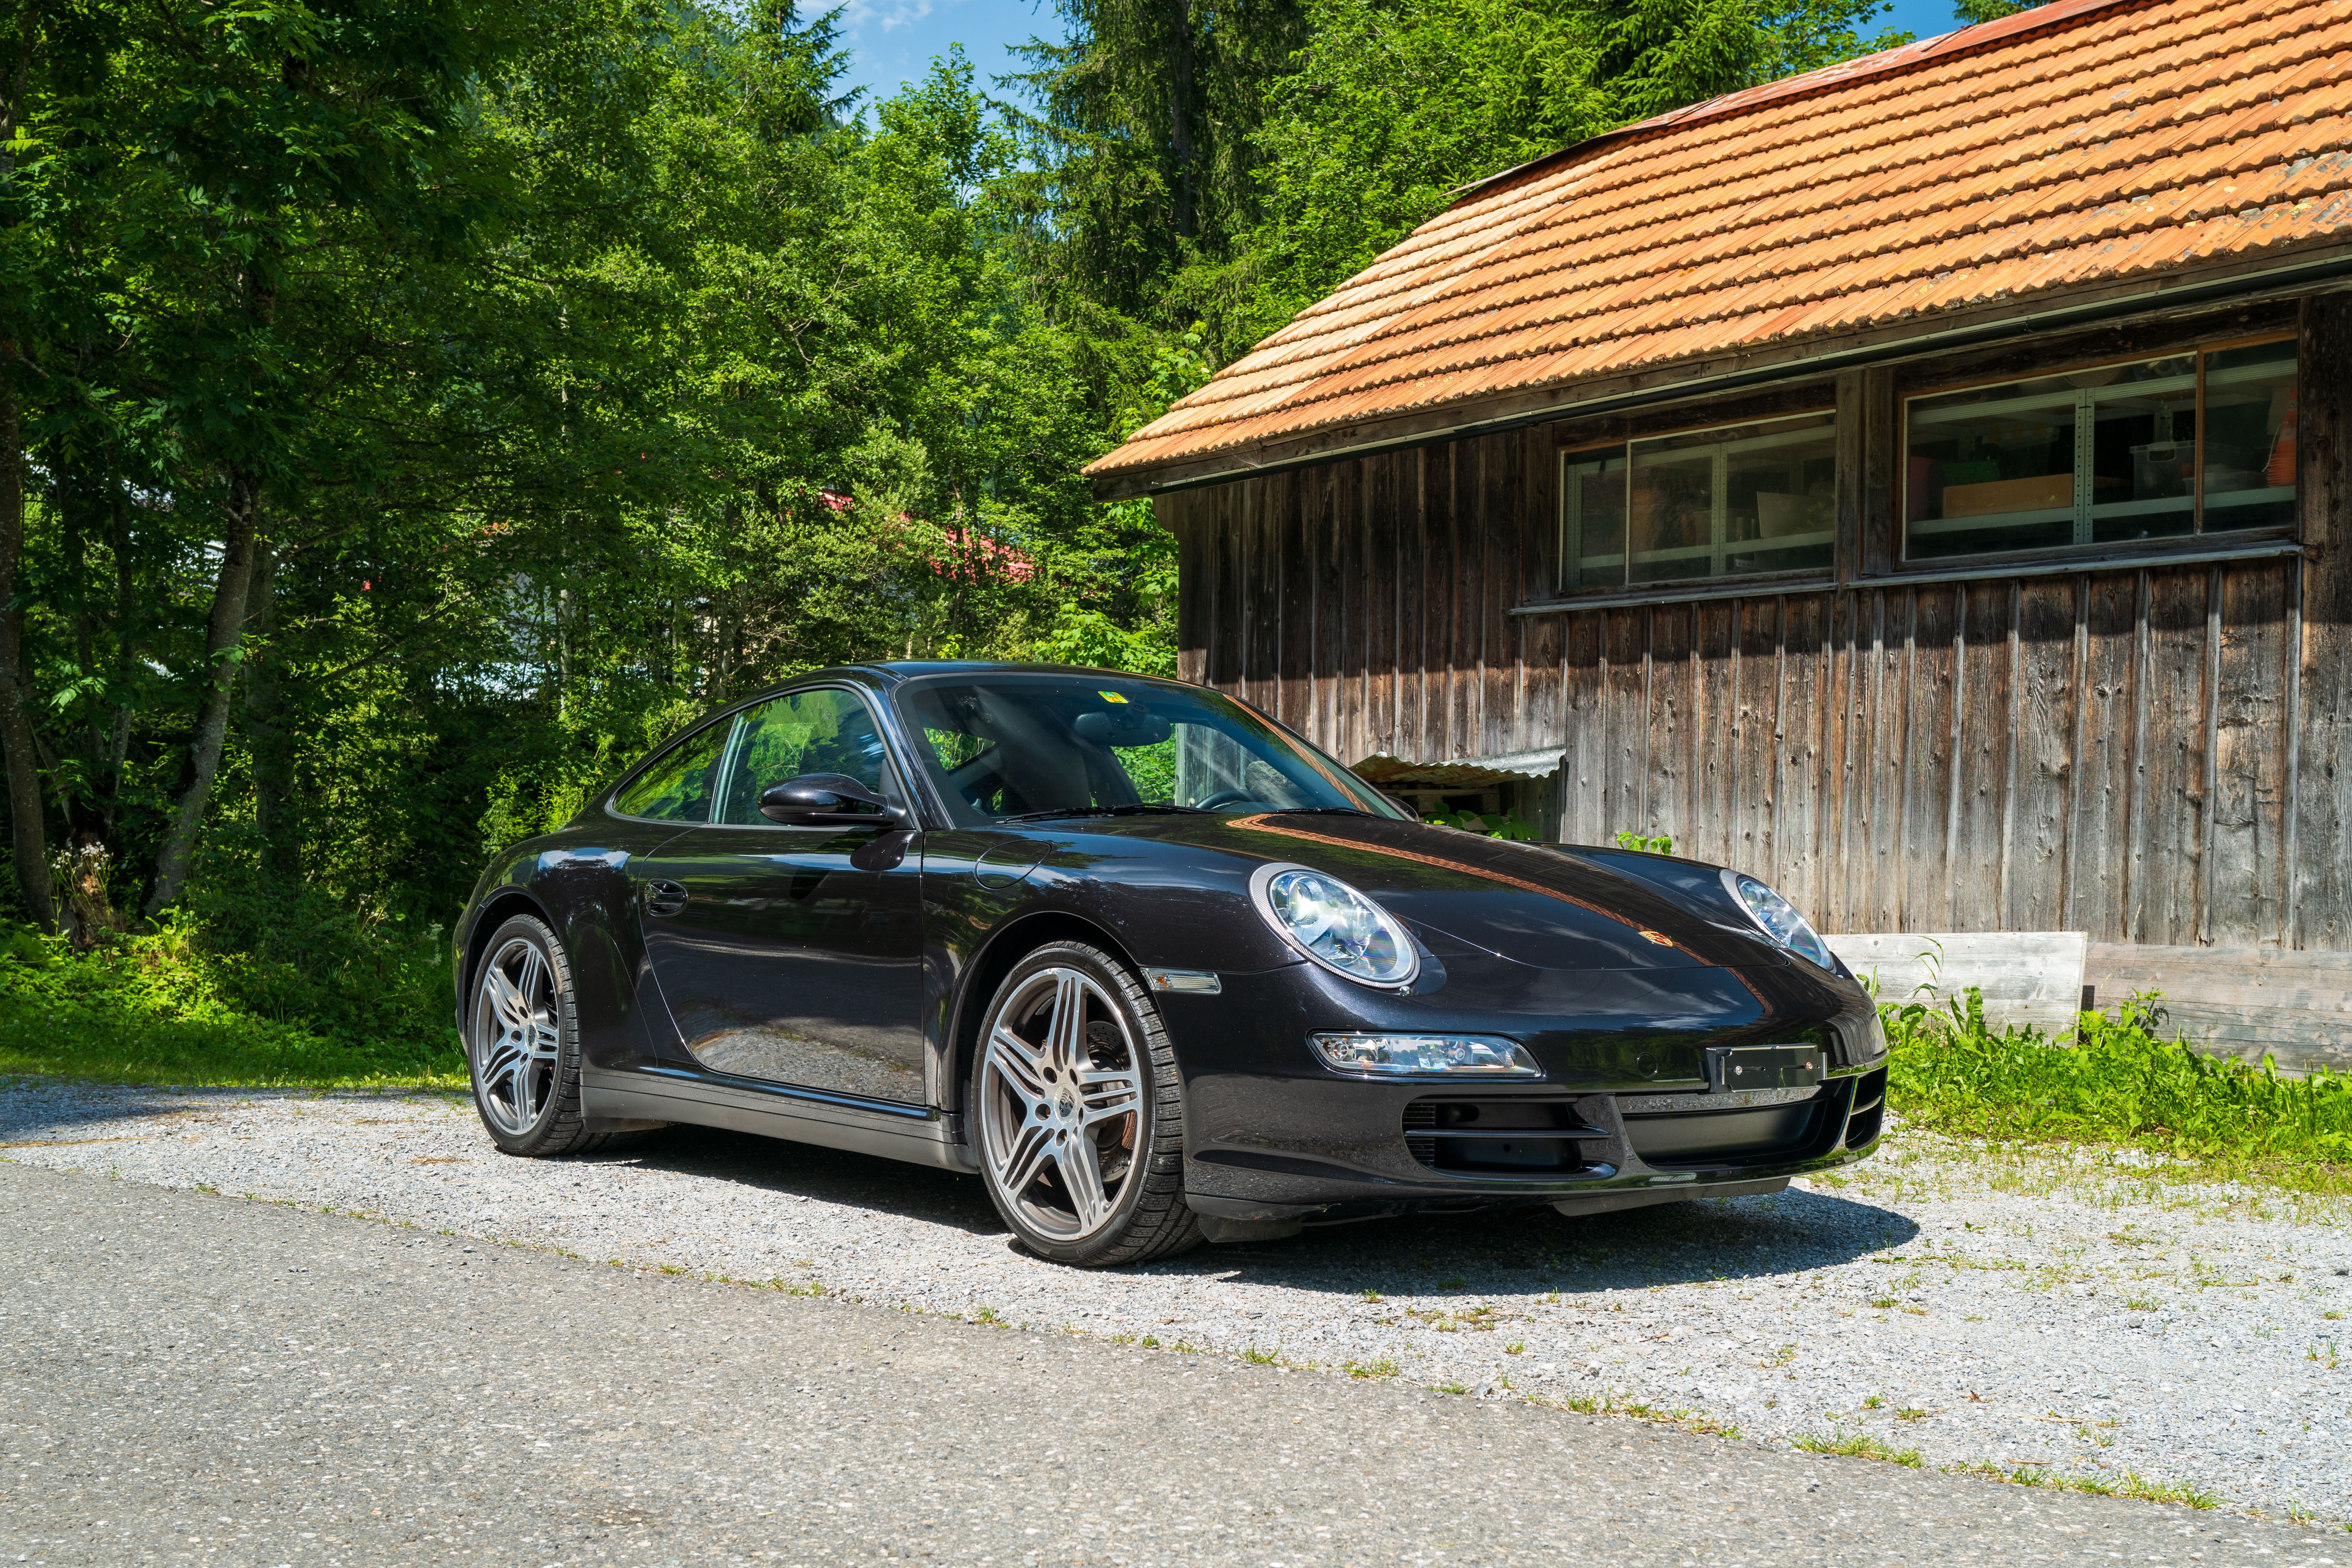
left=1005, top=0, right=1307, bottom=326
left=1200, top=0, right=1909, bottom=356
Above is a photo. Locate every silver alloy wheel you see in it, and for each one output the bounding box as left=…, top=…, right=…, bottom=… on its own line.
left=472, top=936, right=563, bottom=1138
left=978, top=966, right=1146, bottom=1242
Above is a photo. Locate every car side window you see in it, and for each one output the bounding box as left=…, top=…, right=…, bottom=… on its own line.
left=713, top=688, right=896, bottom=826
left=612, top=718, right=735, bottom=823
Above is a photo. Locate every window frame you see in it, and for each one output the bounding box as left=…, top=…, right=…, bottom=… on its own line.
left=1558, top=405, right=1840, bottom=596
left=602, top=683, right=909, bottom=830
left=1897, top=331, right=2298, bottom=570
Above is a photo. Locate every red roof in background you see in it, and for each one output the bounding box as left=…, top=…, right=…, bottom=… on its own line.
left=1089, top=0, right=2352, bottom=485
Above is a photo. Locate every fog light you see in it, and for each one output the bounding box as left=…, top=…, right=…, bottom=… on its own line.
left=1309, top=1032, right=1541, bottom=1079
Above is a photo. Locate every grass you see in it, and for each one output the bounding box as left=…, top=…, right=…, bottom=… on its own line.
left=1550, top=1389, right=1739, bottom=1439
left=1943, top=1460, right=2221, bottom=1508
left=1883, top=986, right=2352, bottom=1192
left=1791, top=1431, right=1923, bottom=1467
left=0, top=903, right=463, bottom=1090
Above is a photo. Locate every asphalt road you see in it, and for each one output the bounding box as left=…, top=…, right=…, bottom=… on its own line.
left=0, top=1162, right=2335, bottom=1567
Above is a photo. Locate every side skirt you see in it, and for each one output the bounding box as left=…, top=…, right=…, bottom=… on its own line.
left=583, top=1067, right=979, bottom=1174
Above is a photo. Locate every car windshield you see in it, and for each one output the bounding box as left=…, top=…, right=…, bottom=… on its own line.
left=893, top=674, right=1406, bottom=827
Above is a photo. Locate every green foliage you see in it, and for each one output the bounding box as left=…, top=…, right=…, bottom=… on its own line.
left=1884, top=988, right=2352, bottom=1173
left=1433, top=807, right=1540, bottom=841
left=0, top=915, right=462, bottom=1089
left=1613, top=830, right=1675, bottom=854
left=3, top=7, right=1195, bottom=935
left=1952, top=0, right=2047, bottom=22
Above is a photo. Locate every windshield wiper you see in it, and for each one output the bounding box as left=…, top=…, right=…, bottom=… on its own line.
left=1263, top=806, right=1373, bottom=817
left=997, top=803, right=1212, bottom=824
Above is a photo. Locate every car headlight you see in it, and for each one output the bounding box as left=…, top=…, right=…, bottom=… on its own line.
left=1310, top=1032, right=1540, bottom=1078
left=1723, top=871, right=1837, bottom=972
left=1249, top=864, right=1419, bottom=987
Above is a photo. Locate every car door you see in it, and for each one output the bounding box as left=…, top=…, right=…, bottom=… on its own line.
left=631, top=685, right=928, bottom=1104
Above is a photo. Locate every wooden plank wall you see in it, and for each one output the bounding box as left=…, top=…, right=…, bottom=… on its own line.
left=1170, top=429, right=1567, bottom=795
left=1541, top=561, right=2307, bottom=944
left=1165, top=294, right=2352, bottom=950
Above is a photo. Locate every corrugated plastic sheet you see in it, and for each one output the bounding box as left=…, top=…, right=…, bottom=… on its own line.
left=1088, top=0, right=2352, bottom=481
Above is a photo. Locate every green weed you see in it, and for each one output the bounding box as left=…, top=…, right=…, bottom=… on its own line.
left=1791, top=1432, right=1921, bottom=1467
left=1945, top=1460, right=2219, bottom=1509
left=1884, top=986, right=2352, bottom=1191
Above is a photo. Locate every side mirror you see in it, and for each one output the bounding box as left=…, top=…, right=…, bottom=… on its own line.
left=757, top=773, right=905, bottom=829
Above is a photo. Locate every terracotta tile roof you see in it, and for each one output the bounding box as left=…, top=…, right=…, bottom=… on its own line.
left=1089, top=0, right=2352, bottom=485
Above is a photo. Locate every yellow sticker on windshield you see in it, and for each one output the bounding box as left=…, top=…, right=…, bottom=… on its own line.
left=1099, top=691, right=1128, bottom=703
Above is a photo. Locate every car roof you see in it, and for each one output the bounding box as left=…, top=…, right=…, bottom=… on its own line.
left=812, top=661, right=1197, bottom=690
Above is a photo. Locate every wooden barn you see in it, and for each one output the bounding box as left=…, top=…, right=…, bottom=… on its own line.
left=1086, top=0, right=2352, bottom=1065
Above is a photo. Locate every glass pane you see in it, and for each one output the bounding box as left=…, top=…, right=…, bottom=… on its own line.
left=1563, top=451, right=1626, bottom=589
left=1628, top=414, right=1835, bottom=584
left=613, top=718, right=734, bottom=823
left=2087, top=356, right=2197, bottom=545
left=1628, top=439, right=1713, bottom=585
left=1723, top=416, right=1835, bottom=576
left=713, top=689, right=893, bottom=825
left=2201, top=339, right=2297, bottom=533
left=1904, top=374, right=2084, bottom=559
left=893, top=676, right=1399, bottom=827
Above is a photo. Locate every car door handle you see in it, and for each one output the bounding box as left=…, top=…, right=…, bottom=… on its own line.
left=641, top=879, right=690, bottom=917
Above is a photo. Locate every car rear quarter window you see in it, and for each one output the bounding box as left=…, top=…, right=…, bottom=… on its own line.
left=612, top=719, right=732, bottom=822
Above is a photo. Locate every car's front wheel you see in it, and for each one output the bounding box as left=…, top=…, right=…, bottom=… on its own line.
left=970, top=941, right=1201, bottom=1266
left=467, top=913, right=626, bottom=1158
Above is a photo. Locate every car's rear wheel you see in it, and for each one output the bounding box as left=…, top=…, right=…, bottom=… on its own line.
left=970, top=941, right=1201, bottom=1266
left=467, top=913, right=626, bottom=1158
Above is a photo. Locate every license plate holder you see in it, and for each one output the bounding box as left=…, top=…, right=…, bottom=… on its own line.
left=1704, top=1043, right=1825, bottom=1094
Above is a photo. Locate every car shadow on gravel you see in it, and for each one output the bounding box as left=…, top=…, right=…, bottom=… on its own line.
left=1197, top=1188, right=1920, bottom=1298
left=615, top=1122, right=1914, bottom=1295
left=604, top=1123, right=1007, bottom=1233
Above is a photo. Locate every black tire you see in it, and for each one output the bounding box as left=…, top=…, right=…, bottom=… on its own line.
left=466, top=913, right=631, bottom=1158
left=968, top=940, right=1203, bottom=1267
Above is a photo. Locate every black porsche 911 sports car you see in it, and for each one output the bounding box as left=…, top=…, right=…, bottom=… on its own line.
left=455, top=662, right=1885, bottom=1266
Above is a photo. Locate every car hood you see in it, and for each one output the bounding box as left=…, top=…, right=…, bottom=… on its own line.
left=1023, top=812, right=1791, bottom=972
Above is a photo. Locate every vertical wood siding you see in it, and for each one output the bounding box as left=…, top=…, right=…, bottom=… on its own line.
left=1160, top=301, right=2350, bottom=949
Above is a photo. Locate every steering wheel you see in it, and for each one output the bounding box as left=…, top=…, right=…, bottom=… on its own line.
left=1193, top=789, right=1258, bottom=810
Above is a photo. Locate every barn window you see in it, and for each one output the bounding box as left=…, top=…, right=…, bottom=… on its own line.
left=1902, top=336, right=2297, bottom=562
left=1560, top=412, right=1837, bottom=590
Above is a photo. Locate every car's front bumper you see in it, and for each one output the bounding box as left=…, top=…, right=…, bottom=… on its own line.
left=1157, top=953, right=1886, bottom=1225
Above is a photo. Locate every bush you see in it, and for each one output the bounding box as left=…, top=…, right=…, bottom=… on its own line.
left=1884, top=987, right=2352, bottom=1170
left=0, top=892, right=464, bottom=1089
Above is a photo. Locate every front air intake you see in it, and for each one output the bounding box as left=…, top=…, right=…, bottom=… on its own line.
left=1401, top=1099, right=1608, bottom=1175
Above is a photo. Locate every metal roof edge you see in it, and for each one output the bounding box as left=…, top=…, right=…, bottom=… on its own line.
left=1443, top=0, right=2144, bottom=210
left=1353, top=747, right=1565, bottom=784
left=1117, top=253, right=2352, bottom=500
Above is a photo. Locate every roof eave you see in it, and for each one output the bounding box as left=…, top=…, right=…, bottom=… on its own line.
left=1088, top=248, right=2352, bottom=503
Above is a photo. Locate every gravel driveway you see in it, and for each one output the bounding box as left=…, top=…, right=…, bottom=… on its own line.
left=6, top=1078, right=2349, bottom=1526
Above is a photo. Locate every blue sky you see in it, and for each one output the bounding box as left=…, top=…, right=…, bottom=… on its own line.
left=832, top=0, right=1063, bottom=108
left=832, top=0, right=1975, bottom=117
